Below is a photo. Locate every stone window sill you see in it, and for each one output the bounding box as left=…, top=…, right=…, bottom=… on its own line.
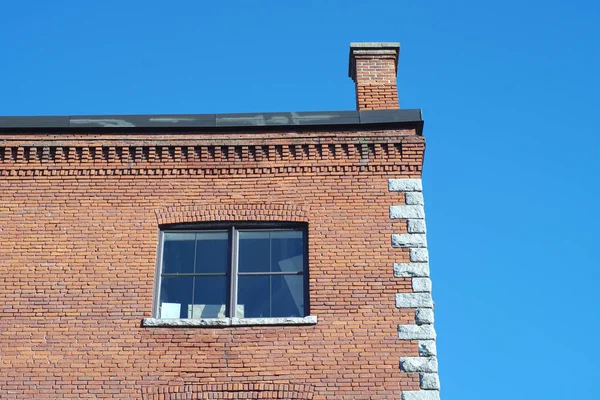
left=142, top=316, right=317, bottom=328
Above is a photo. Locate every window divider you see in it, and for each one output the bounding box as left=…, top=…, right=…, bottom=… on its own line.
left=237, top=271, right=303, bottom=276
left=269, top=231, right=272, bottom=319
left=229, top=227, right=239, bottom=318
left=161, top=273, right=227, bottom=277
left=190, top=233, right=198, bottom=318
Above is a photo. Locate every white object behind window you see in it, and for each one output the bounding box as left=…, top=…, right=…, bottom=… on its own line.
left=187, top=304, right=245, bottom=318
left=161, top=302, right=181, bottom=319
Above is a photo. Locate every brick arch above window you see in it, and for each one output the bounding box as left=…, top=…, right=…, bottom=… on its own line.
left=140, top=383, right=314, bottom=399
left=155, top=203, right=307, bottom=226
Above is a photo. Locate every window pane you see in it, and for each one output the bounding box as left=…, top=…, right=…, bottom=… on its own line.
left=238, top=231, right=270, bottom=273
left=271, top=275, right=304, bottom=317
left=162, top=233, right=195, bottom=274
left=159, top=276, right=193, bottom=318
left=238, top=230, right=304, bottom=273
left=190, top=276, right=227, bottom=318
left=271, top=231, right=304, bottom=273
left=237, top=275, right=270, bottom=317
left=195, top=232, right=228, bottom=274
left=159, top=276, right=228, bottom=319
left=238, top=275, right=305, bottom=318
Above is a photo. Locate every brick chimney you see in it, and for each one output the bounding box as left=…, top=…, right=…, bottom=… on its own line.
left=349, top=42, right=400, bottom=110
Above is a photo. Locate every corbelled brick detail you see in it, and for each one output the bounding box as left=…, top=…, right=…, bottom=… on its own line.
left=0, top=130, right=425, bottom=177
left=349, top=42, right=400, bottom=110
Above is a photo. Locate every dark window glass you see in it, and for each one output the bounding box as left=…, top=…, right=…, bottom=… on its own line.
left=270, top=231, right=304, bottom=273
left=237, top=275, right=270, bottom=317
left=159, top=276, right=193, bottom=318
left=238, top=231, right=270, bottom=273
left=195, top=232, right=228, bottom=274
left=190, top=276, right=228, bottom=318
left=271, top=275, right=304, bottom=317
left=237, top=274, right=304, bottom=318
left=238, top=231, right=303, bottom=273
left=162, top=233, right=195, bottom=274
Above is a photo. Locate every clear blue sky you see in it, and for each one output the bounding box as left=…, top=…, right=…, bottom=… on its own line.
left=1, top=1, right=599, bottom=399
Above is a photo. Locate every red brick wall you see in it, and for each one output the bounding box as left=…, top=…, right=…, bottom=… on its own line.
left=0, top=127, right=425, bottom=399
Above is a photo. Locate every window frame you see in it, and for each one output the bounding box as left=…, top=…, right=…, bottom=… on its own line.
left=153, top=221, right=309, bottom=320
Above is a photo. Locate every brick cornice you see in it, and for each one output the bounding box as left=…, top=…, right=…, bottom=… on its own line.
left=0, top=133, right=424, bottom=176
left=155, top=203, right=306, bottom=225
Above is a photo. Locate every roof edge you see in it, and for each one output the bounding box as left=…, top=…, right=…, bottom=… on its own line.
left=0, top=110, right=423, bottom=134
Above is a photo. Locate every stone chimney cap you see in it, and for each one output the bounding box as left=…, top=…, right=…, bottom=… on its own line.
left=349, top=42, right=400, bottom=49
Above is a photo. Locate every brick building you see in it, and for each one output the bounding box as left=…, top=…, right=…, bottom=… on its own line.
left=0, top=43, right=440, bottom=399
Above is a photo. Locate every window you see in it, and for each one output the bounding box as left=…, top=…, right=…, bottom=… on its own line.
left=155, top=223, right=308, bottom=320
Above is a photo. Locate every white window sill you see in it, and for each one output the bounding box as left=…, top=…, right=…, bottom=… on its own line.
left=142, top=316, right=317, bottom=328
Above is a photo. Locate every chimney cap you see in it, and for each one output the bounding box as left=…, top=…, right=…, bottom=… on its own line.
left=348, top=42, right=400, bottom=80
left=349, top=42, right=400, bottom=49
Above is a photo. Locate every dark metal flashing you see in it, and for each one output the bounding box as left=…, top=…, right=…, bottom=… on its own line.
left=0, top=109, right=423, bottom=135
